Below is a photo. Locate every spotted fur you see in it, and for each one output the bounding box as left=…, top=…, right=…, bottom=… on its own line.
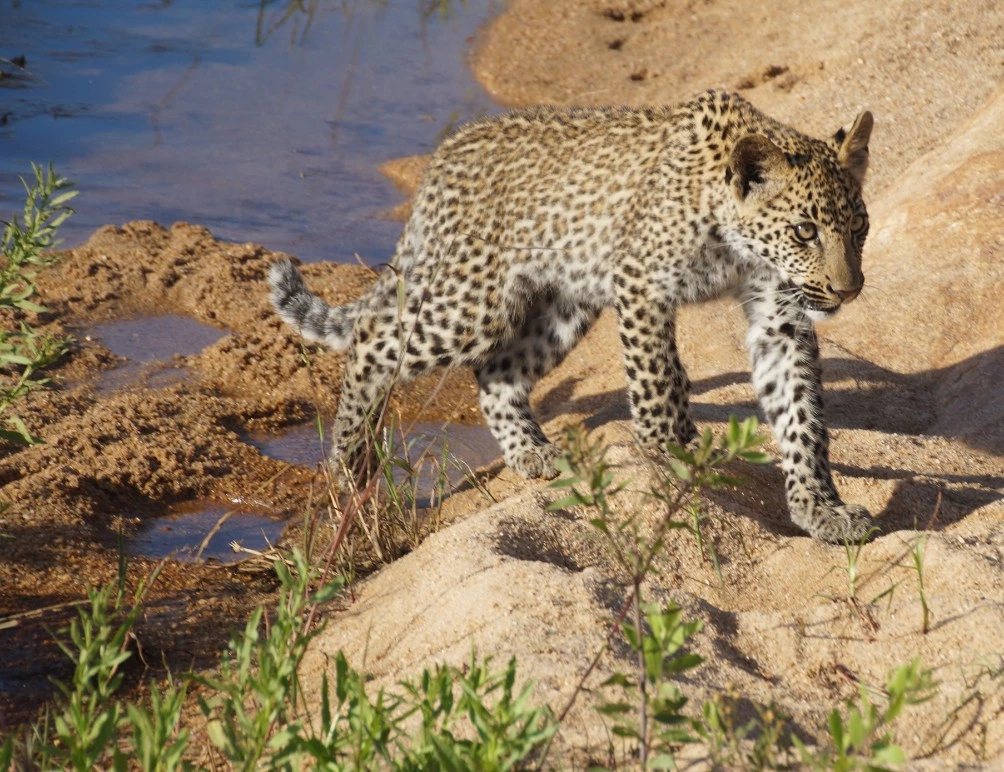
left=270, top=89, right=875, bottom=543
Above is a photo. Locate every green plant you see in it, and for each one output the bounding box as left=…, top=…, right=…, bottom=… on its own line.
left=283, top=649, right=555, bottom=770
left=299, top=403, right=462, bottom=594
left=793, top=659, right=938, bottom=770
left=598, top=602, right=704, bottom=768
left=124, top=676, right=191, bottom=772
left=695, top=688, right=791, bottom=770
left=193, top=548, right=343, bottom=770
left=0, top=162, right=75, bottom=445
left=907, top=533, right=931, bottom=634
left=551, top=416, right=770, bottom=586
left=543, top=416, right=771, bottom=767
left=44, top=556, right=162, bottom=771
left=401, top=651, right=557, bottom=770
left=369, top=417, right=454, bottom=554
left=841, top=526, right=881, bottom=602
left=0, top=735, right=12, bottom=770
left=2, top=709, right=60, bottom=771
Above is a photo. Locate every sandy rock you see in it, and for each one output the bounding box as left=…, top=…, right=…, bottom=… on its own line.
left=302, top=4, right=1004, bottom=767
left=835, top=85, right=1004, bottom=374
left=831, top=86, right=1004, bottom=453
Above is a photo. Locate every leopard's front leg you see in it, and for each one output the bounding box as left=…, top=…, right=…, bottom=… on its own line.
left=741, top=278, right=874, bottom=543
left=615, top=284, right=697, bottom=454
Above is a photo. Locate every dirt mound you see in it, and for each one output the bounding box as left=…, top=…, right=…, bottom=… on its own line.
left=0, top=221, right=481, bottom=724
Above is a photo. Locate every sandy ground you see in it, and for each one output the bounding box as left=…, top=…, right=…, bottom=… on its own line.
left=0, top=222, right=481, bottom=725
left=1, top=0, right=1002, bottom=765
left=306, top=0, right=1004, bottom=766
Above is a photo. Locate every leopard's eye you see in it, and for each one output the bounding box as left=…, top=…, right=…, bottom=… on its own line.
left=850, top=212, right=868, bottom=234
left=792, top=222, right=818, bottom=243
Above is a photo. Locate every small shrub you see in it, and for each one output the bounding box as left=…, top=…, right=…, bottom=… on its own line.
left=544, top=416, right=770, bottom=768
left=695, top=688, right=792, bottom=770
left=194, top=548, right=342, bottom=770
left=794, top=659, right=938, bottom=770
left=599, top=602, right=704, bottom=768
left=0, top=162, right=76, bottom=445
left=282, top=650, right=556, bottom=770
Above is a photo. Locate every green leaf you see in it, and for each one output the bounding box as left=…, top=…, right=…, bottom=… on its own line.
left=51, top=190, right=79, bottom=207
left=309, top=579, right=344, bottom=606
left=0, top=352, right=35, bottom=366
left=13, top=298, right=47, bottom=313
left=739, top=450, right=773, bottom=464
left=847, top=707, right=866, bottom=749
left=596, top=701, right=634, bottom=717
left=549, top=493, right=590, bottom=511
left=0, top=736, right=12, bottom=770
left=726, top=415, right=741, bottom=447
left=667, top=458, right=692, bottom=481
left=588, top=517, right=611, bottom=535
left=828, top=709, right=845, bottom=752
left=205, top=719, right=228, bottom=751
left=648, top=752, right=680, bottom=769
left=551, top=456, right=573, bottom=476
left=3, top=415, right=39, bottom=445
left=870, top=743, right=906, bottom=768
left=664, top=443, right=695, bottom=464
left=663, top=652, right=704, bottom=675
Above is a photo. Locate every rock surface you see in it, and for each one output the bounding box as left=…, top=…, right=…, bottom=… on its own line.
left=300, top=1, right=1004, bottom=765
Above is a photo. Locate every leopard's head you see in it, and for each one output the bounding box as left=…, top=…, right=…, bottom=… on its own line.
left=725, top=111, right=873, bottom=320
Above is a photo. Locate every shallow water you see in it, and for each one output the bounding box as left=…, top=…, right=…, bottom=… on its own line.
left=87, top=314, right=226, bottom=361
left=249, top=419, right=500, bottom=501
left=0, top=0, right=501, bottom=264
left=84, top=314, right=227, bottom=391
left=127, top=500, right=285, bottom=563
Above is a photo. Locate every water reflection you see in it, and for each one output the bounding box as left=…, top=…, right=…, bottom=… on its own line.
left=247, top=419, right=500, bottom=503
left=84, top=314, right=227, bottom=392
left=127, top=500, right=285, bottom=563
left=0, top=0, right=499, bottom=263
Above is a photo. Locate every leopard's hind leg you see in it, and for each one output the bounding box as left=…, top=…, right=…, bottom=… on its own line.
left=475, top=295, right=599, bottom=479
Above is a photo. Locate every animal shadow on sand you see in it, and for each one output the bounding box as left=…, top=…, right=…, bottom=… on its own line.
left=537, top=345, right=1004, bottom=537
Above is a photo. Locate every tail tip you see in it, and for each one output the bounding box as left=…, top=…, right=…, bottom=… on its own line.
left=268, top=259, right=299, bottom=291
left=268, top=259, right=306, bottom=311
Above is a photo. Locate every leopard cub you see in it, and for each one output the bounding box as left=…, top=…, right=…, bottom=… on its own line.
left=270, top=89, right=875, bottom=543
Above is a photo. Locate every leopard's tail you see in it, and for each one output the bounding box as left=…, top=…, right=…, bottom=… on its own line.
left=269, top=259, right=358, bottom=351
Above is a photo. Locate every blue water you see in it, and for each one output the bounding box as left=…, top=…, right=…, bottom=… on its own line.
left=85, top=314, right=228, bottom=392
left=127, top=500, right=286, bottom=562
left=0, top=0, right=501, bottom=263
left=248, top=418, right=500, bottom=504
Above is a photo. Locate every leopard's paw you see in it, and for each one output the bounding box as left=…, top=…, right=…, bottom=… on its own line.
left=511, top=443, right=563, bottom=480
left=676, top=416, right=699, bottom=447
left=800, top=502, right=877, bottom=544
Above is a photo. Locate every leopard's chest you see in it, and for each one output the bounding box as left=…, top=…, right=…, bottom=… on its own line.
left=649, top=231, right=749, bottom=305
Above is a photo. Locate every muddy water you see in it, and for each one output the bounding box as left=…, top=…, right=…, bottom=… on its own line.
left=2, top=2, right=504, bottom=562
left=0, top=0, right=501, bottom=263
left=250, top=419, right=500, bottom=504
left=128, top=501, right=285, bottom=563
left=85, top=314, right=227, bottom=391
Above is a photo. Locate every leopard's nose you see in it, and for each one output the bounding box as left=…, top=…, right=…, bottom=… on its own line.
left=834, top=286, right=861, bottom=303
left=828, top=279, right=863, bottom=304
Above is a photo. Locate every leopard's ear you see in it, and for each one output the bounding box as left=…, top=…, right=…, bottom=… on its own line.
left=833, top=111, right=873, bottom=185
left=727, top=134, right=791, bottom=206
